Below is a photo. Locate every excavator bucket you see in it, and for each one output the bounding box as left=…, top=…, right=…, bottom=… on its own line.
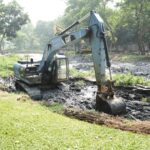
left=96, top=94, right=126, bottom=115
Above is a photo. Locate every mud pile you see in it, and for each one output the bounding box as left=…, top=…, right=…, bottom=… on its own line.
left=0, top=77, right=15, bottom=92
left=64, top=109, right=150, bottom=134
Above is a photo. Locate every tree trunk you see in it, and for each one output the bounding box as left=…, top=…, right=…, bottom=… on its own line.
left=135, top=1, right=146, bottom=55
left=138, top=41, right=145, bottom=55
left=137, top=31, right=145, bottom=55
left=0, top=34, right=5, bottom=53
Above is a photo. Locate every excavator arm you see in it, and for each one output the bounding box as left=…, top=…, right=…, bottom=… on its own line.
left=38, top=28, right=89, bottom=72
left=38, top=11, right=108, bottom=87
left=37, top=11, right=126, bottom=114
left=37, top=12, right=108, bottom=92
left=14, top=11, right=126, bottom=114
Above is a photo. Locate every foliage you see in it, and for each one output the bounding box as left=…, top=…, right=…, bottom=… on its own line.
left=34, top=21, right=54, bottom=49
left=1, top=0, right=150, bottom=55
left=0, top=91, right=149, bottom=150
left=0, top=0, right=29, bottom=51
left=59, top=0, right=150, bottom=54
left=12, top=24, right=40, bottom=51
left=117, top=0, right=150, bottom=54
left=75, top=80, right=86, bottom=87
left=113, top=73, right=150, bottom=86
left=11, top=20, right=54, bottom=52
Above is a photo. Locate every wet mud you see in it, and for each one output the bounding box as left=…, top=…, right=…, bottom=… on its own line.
left=0, top=76, right=150, bottom=121
left=41, top=78, right=150, bottom=121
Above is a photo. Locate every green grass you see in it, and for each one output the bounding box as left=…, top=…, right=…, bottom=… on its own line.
left=0, top=55, right=20, bottom=77
left=74, top=80, right=86, bottom=87
left=113, top=73, right=150, bottom=86
left=121, top=54, right=150, bottom=62
left=142, top=97, right=150, bottom=103
left=70, top=68, right=95, bottom=78
left=41, top=101, right=64, bottom=113
left=110, top=53, right=150, bottom=62
left=0, top=91, right=150, bottom=150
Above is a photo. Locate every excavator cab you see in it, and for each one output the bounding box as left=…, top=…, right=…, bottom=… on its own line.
left=14, top=54, right=69, bottom=85
left=49, top=54, right=69, bottom=83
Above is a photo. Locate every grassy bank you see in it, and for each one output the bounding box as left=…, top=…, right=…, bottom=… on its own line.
left=0, top=55, right=19, bottom=77
left=0, top=91, right=149, bottom=150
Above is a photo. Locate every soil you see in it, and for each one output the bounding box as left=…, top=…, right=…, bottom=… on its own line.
left=64, top=109, right=150, bottom=134
left=42, top=78, right=150, bottom=121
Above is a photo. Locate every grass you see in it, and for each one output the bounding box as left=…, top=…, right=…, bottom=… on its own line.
left=41, top=101, right=64, bottom=113
left=70, top=68, right=95, bottom=78
left=110, top=53, right=150, bottom=62
left=142, top=97, right=150, bottom=103
left=75, top=80, right=86, bottom=87
left=0, top=91, right=149, bottom=150
left=113, top=73, right=150, bottom=86
left=70, top=68, right=150, bottom=87
left=0, top=55, right=20, bottom=77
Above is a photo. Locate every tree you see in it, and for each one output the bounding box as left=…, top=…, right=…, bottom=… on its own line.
left=34, top=21, right=54, bottom=49
left=118, top=0, right=150, bottom=54
left=61, top=0, right=120, bottom=50
left=0, top=0, right=29, bottom=51
left=12, top=24, right=40, bottom=51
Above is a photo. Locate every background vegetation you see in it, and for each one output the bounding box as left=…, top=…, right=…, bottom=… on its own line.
left=0, top=0, right=149, bottom=55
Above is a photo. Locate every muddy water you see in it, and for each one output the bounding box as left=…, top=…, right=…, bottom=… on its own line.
left=41, top=78, right=150, bottom=121
left=111, top=61, right=150, bottom=79
left=42, top=79, right=96, bottom=110
left=70, top=55, right=150, bottom=79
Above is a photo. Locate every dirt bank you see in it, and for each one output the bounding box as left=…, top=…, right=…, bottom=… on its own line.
left=64, top=109, right=150, bottom=134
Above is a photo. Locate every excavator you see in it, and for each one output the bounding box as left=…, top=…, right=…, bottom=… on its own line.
left=13, top=11, right=126, bottom=115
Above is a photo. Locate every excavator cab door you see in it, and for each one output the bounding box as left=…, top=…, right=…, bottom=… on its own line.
left=55, top=55, right=69, bottom=82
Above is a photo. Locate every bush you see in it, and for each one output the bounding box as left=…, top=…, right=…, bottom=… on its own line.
left=113, top=73, right=150, bottom=86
